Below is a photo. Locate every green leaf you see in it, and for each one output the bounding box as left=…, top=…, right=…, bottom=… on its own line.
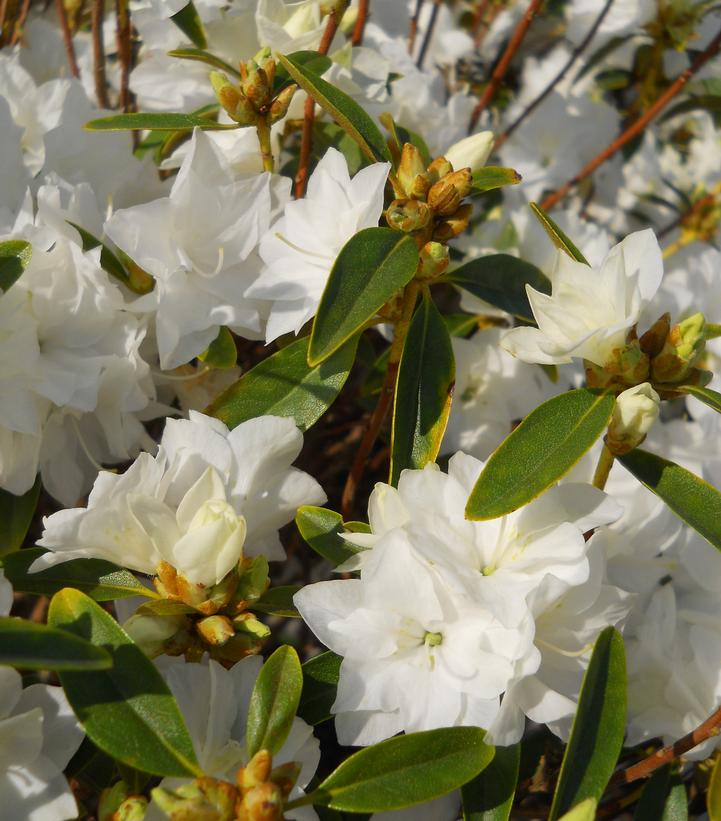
left=390, top=293, right=455, bottom=485
left=246, top=645, right=303, bottom=758
left=0, top=239, right=32, bottom=291
left=445, top=253, right=550, bottom=324
left=461, top=743, right=519, bottom=821
left=556, top=799, right=598, bottom=821
left=250, top=585, right=300, bottom=618
left=529, top=203, right=589, bottom=264
left=2, top=548, right=155, bottom=601
left=169, top=0, right=207, bottom=48
left=705, top=323, right=721, bottom=340
left=309, top=228, right=418, bottom=366
left=274, top=50, right=332, bottom=94
left=166, top=48, right=240, bottom=76
left=85, top=112, right=238, bottom=132
left=47, top=588, right=201, bottom=777
left=313, top=121, right=365, bottom=175
left=295, top=506, right=363, bottom=567
left=0, top=617, right=112, bottom=671
left=466, top=389, right=615, bottom=520
left=618, top=448, right=721, bottom=552
left=549, top=627, right=626, bottom=820
left=298, top=651, right=341, bottom=726
left=207, top=334, right=357, bottom=432
left=277, top=53, right=392, bottom=163
left=634, top=766, right=687, bottom=821
left=0, top=477, right=41, bottom=557
left=708, top=752, right=721, bottom=820
left=198, top=326, right=237, bottom=369
left=313, top=727, right=495, bottom=813
left=683, top=384, right=721, bottom=414
left=470, top=167, right=522, bottom=194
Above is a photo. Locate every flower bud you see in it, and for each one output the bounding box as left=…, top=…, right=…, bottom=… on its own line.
left=432, top=203, right=473, bottom=241
left=606, top=383, right=660, bottom=456
left=320, top=0, right=349, bottom=15
left=651, top=312, right=706, bottom=383
left=385, top=199, right=432, bottom=232
left=267, top=84, right=297, bottom=125
left=233, top=612, right=271, bottom=640
left=444, top=131, right=494, bottom=173
left=269, top=762, right=302, bottom=798
left=398, top=143, right=430, bottom=200
left=639, top=312, right=671, bottom=356
left=427, top=169, right=473, bottom=215
left=113, top=796, right=149, bottom=821
left=196, top=614, right=235, bottom=646
left=210, top=72, right=257, bottom=126
left=601, top=338, right=650, bottom=386
left=418, top=241, right=449, bottom=280
left=99, top=780, right=129, bottom=821
left=339, top=5, right=358, bottom=34
left=237, top=749, right=273, bottom=791
left=151, top=778, right=237, bottom=821
left=238, top=782, right=284, bottom=821
left=426, top=156, right=453, bottom=183
left=234, top=555, right=270, bottom=608
left=241, top=64, right=271, bottom=111
left=123, top=612, right=186, bottom=658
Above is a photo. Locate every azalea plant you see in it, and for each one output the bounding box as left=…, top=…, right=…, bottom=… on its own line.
left=2, top=0, right=721, bottom=819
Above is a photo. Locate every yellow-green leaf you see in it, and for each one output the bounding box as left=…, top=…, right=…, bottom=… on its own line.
left=470, top=167, right=522, bottom=194
left=708, top=754, right=721, bottom=820
left=683, top=384, right=721, bottom=415
left=295, top=506, right=364, bottom=567
left=529, top=203, right=589, bottom=264
left=85, top=112, right=238, bottom=131
left=198, top=326, right=237, bottom=369
left=557, top=799, right=598, bottom=821
left=0, top=239, right=32, bottom=291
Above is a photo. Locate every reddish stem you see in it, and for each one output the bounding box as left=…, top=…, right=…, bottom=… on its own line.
left=352, top=0, right=369, bottom=46
left=92, top=0, right=110, bottom=108
left=115, top=0, right=133, bottom=112
left=56, top=0, right=80, bottom=78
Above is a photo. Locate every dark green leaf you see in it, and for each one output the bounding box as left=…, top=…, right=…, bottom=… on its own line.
left=390, top=293, right=455, bottom=484
left=313, top=121, right=365, bottom=175
left=246, top=645, right=303, bottom=757
left=466, top=389, right=615, bottom=520
left=169, top=0, right=207, bottom=48
left=85, top=113, right=238, bottom=132
left=445, top=253, right=550, bottom=324
left=309, top=228, right=418, bottom=365
left=461, top=743, right=519, bottom=821
left=313, top=727, right=495, bottom=813
left=278, top=54, right=391, bottom=163
left=274, top=50, right=332, bottom=94
left=618, top=448, right=721, bottom=552
left=0, top=477, right=41, bottom=556
left=198, top=326, right=237, bottom=369
left=470, top=167, right=522, bottom=194
left=529, top=203, right=589, bottom=264
left=206, top=334, right=357, bottom=432
left=166, top=48, right=240, bottom=76
left=47, top=588, right=201, bottom=777
left=0, top=617, right=112, bottom=671
left=683, top=384, right=721, bottom=415
left=661, top=95, right=721, bottom=123
left=0, top=239, right=32, bottom=291
left=634, top=766, right=687, bottom=821
left=549, top=627, right=626, bottom=819
left=295, top=506, right=363, bottom=567
left=2, top=548, right=154, bottom=601
left=298, top=651, right=341, bottom=726
left=251, top=585, right=300, bottom=618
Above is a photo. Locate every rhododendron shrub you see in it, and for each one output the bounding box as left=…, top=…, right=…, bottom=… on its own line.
left=1, top=1, right=721, bottom=819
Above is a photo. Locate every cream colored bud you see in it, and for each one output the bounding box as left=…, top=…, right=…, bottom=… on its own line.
left=242, top=64, right=271, bottom=111
left=268, top=84, right=297, bottom=125
left=426, top=156, right=453, bottom=183
left=113, top=796, right=149, bottom=821
left=123, top=612, right=184, bottom=658
left=385, top=199, right=432, bottom=232
left=606, top=383, right=660, bottom=456
left=320, top=0, right=349, bottom=15
left=651, top=312, right=706, bottom=383
left=444, top=131, right=494, bottom=173
left=339, top=5, right=358, bottom=34
left=238, top=750, right=273, bottom=791
left=196, top=614, right=235, bottom=646
left=239, top=782, right=284, bottom=821
left=432, top=203, right=473, bottom=241
left=427, top=169, right=472, bottom=215
left=398, top=143, right=429, bottom=199
left=418, top=241, right=450, bottom=280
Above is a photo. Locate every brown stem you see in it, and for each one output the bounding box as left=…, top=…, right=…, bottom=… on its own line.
left=415, top=0, right=440, bottom=69
left=9, top=0, right=31, bottom=46
left=496, top=0, right=614, bottom=149
left=294, top=12, right=339, bottom=198
left=116, top=0, right=133, bottom=112
left=468, top=0, right=545, bottom=133
left=341, top=280, right=420, bottom=518
left=540, top=27, right=721, bottom=211
left=352, top=0, right=369, bottom=46
left=470, top=0, right=490, bottom=38
left=611, top=702, right=721, bottom=785
left=92, top=0, right=110, bottom=108
left=56, top=0, right=80, bottom=78
left=408, top=0, right=423, bottom=55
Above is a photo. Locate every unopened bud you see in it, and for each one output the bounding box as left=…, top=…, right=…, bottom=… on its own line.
left=238, top=750, right=273, bottom=791
left=242, top=64, right=271, bottom=111
left=651, top=312, right=706, bottom=383
left=606, top=383, right=660, bottom=456
left=113, top=796, right=149, bottom=821
left=233, top=613, right=271, bottom=640
left=427, top=169, right=472, bottom=215
left=398, top=143, right=430, bottom=199
left=238, top=782, right=283, bottom=821
left=601, top=338, right=650, bottom=386
left=123, top=612, right=185, bottom=658
left=427, top=156, right=452, bottom=183
left=418, top=241, right=449, bottom=280
left=152, top=780, right=236, bottom=821
left=432, top=203, right=473, bottom=241
left=196, top=615, right=235, bottom=646
left=444, top=131, right=494, bottom=173
left=639, top=312, right=671, bottom=356
left=234, top=555, right=270, bottom=607
left=269, top=762, right=302, bottom=799
left=320, top=0, right=349, bottom=15
left=386, top=199, right=432, bottom=232
left=268, top=84, right=297, bottom=125
left=339, top=5, right=358, bottom=34
left=210, top=72, right=257, bottom=126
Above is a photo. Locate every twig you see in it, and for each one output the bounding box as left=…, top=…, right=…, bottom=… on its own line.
left=415, top=0, right=440, bottom=69
left=294, top=11, right=339, bottom=198
left=408, top=0, right=424, bottom=55
left=539, top=27, right=721, bottom=211
left=341, top=280, right=420, bottom=518
left=0, top=0, right=8, bottom=45
left=116, top=0, right=133, bottom=112
left=610, top=703, right=721, bottom=785
left=496, top=0, right=614, bottom=149
left=468, top=0, right=545, bottom=133
left=9, top=0, right=31, bottom=46
left=352, top=0, right=369, bottom=46
left=92, top=0, right=110, bottom=108
left=592, top=443, right=615, bottom=490
left=56, top=0, right=80, bottom=78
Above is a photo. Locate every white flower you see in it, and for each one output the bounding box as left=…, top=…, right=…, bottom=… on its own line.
left=247, top=147, right=390, bottom=342
left=0, top=667, right=84, bottom=821
left=144, top=655, right=320, bottom=821
left=606, top=382, right=660, bottom=455
left=502, top=229, right=664, bottom=367
left=106, top=129, right=285, bottom=370
left=35, top=412, right=325, bottom=582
